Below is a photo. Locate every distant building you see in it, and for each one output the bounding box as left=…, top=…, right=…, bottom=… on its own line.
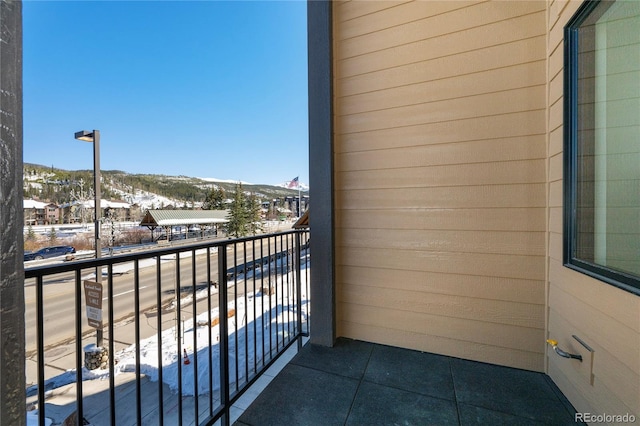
left=23, top=199, right=49, bottom=225
left=60, top=199, right=133, bottom=224
left=45, top=203, right=60, bottom=224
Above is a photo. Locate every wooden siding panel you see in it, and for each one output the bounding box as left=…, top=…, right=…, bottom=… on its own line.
left=339, top=228, right=545, bottom=256
left=338, top=1, right=545, bottom=59
left=338, top=12, right=546, bottom=77
left=549, top=97, right=564, bottom=132
left=548, top=231, right=563, bottom=263
left=338, top=208, right=546, bottom=232
left=548, top=259, right=640, bottom=418
left=549, top=180, right=563, bottom=208
left=334, top=0, right=547, bottom=372
left=548, top=13, right=566, bottom=57
left=548, top=41, right=565, bottom=83
left=336, top=135, right=545, bottom=166
left=337, top=1, right=477, bottom=41
left=340, top=86, right=545, bottom=134
left=548, top=356, right=638, bottom=419
left=549, top=126, right=563, bottom=156
left=339, top=302, right=545, bottom=355
left=549, top=207, right=563, bottom=235
left=337, top=160, right=546, bottom=189
left=337, top=246, right=545, bottom=281
left=339, top=305, right=544, bottom=371
left=338, top=265, right=544, bottom=304
left=337, top=36, right=547, bottom=97
left=549, top=153, right=563, bottom=183
left=340, top=284, right=545, bottom=331
left=549, top=69, right=563, bottom=106
left=335, top=1, right=409, bottom=23
left=339, top=184, right=546, bottom=210
left=340, top=320, right=544, bottom=371
left=550, top=260, right=640, bottom=334
left=336, top=115, right=546, bottom=154
left=549, top=285, right=639, bottom=380
left=548, top=312, right=639, bottom=416
left=549, top=0, right=570, bottom=29
left=340, top=61, right=547, bottom=116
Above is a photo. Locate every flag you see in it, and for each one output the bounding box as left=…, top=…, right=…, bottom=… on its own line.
left=288, top=176, right=299, bottom=189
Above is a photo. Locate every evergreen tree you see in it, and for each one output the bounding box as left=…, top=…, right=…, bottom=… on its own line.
left=225, top=183, right=248, bottom=237
left=203, top=187, right=226, bottom=210
left=25, top=224, right=36, bottom=241
left=247, top=193, right=263, bottom=235
left=48, top=227, right=57, bottom=244
left=225, top=184, right=263, bottom=237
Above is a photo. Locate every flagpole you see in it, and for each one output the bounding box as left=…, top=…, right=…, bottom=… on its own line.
left=298, top=176, right=301, bottom=218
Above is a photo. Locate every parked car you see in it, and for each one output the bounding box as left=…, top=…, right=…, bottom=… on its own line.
left=24, top=245, right=76, bottom=261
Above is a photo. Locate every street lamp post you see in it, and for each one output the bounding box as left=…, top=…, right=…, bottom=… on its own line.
left=75, top=130, right=103, bottom=347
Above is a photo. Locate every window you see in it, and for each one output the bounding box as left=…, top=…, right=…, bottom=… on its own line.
left=564, top=0, right=640, bottom=295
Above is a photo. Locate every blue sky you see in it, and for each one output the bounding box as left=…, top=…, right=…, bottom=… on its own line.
left=23, top=1, right=308, bottom=186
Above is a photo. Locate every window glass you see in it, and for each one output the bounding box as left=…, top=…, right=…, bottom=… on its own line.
left=566, top=0, right=640, bottom=292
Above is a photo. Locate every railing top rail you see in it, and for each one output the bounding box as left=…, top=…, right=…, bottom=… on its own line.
left=25, top=229, right=307, bottom=279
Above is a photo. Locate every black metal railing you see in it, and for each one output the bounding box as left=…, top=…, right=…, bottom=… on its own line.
left=24, top=229, right=310, bottom=425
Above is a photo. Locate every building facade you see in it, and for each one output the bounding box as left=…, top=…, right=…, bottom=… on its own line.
left=309, top=0, right=638, bottom=421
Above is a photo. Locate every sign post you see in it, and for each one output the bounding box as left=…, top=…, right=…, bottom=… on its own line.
left=84, top=280, right=103, bottom=329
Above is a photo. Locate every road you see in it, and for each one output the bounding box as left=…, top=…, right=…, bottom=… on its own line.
left=24, top=237, right=297, bottom=356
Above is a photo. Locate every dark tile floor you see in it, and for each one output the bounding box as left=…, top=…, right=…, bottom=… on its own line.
left=236, top=338, right=583, bottom=425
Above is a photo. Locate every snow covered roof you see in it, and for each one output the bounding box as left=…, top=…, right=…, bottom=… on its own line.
left=69, top=200, right=132, bottom=209
left=23, top=199, right=50, bottom=209
left=140, top=209, right=229, bottom=228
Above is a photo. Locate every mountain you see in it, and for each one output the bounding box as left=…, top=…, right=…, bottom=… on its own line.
left=23, top=163, right=307, bottom=210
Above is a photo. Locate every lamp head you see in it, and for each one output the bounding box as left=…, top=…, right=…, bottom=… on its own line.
left=74, top=130, right=95, bottom=142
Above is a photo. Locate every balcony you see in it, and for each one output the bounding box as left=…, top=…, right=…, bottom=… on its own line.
left=24, top=226, right=586, bottom=426
left=238, top=338, right=583, bottom=425
left=24, top=230, right=310, bottom=425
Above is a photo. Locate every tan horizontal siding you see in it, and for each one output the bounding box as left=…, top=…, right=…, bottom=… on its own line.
left=340, top=61, right=546, bottom=116
left=340, top=284, right=545, bottom=330
left=549, top=261, right=640, bottom=334
left=337, top=1, right=545, bottom=59
left=549, top=126, right=563, bottom=156
left=549, top=96, right=563, bottom=132
left=337, top=36, right=547, bottom=97
left=337, top=1, right=477, bottom=41
left=338, top=305, right=544, bottom=371
left=337, top=136, right=547, bottom=172
left=337, top=160, right=546, bottom=189
left=546, top=0, right=640, bottom=420
left=336, top=246, right=545, bottom=282
left=338, top=265, right=544, bottom=304
left=340, top=86, right=546, bottom=134
left=341, top=320, right=544, bottom=371
left=334, top=0, right=547, bottom=371
left=549, top=207, right=562, bottom=234
left=548, top=312, right=639, bottom=416
left=338, top=11, right=545, bottom=77
left=336, top=114, right=546, bottom=154
left=548, top=275, right=639, bottom=395
left=338, top=184, right=546, bottom=210
left=548, top=180, right=563, bottom=207
left=549, top=153, right=563, bottom=182
left=337, top=208, right=546, bottom=232
left=339, top=228, right=545, bottom=257
left=335, top=1, right=409, bottom=23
